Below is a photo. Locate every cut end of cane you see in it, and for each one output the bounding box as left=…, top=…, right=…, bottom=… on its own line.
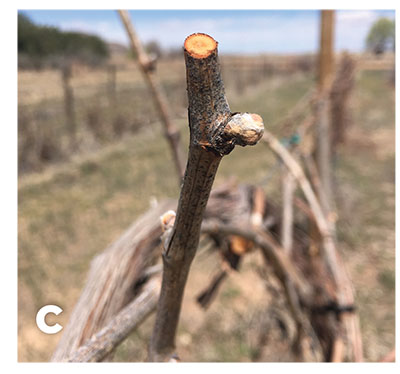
left=224, top=113, right=265, bottom=146
left=184, top=33, right=217, bottom=59
left=160, top=210, right=176, bottom=232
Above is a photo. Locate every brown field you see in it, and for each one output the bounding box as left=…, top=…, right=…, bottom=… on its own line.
left=18, top=55, right=395, bottom=362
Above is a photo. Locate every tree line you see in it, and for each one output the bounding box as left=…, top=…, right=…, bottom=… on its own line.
left=18, top=13, right=109, bottom=69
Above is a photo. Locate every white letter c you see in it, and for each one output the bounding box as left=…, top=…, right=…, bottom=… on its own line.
left=36, top=305, right=63, bottom=334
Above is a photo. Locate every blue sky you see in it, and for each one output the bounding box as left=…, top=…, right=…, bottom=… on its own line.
left=20, top=9, right=395, bottom=54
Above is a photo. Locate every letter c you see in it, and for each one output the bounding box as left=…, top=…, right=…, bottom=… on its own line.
left=36, top=305, right=63, bottom=334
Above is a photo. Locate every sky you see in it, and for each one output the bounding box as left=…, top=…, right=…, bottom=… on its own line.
left=20, top=9, right=395, bottom=54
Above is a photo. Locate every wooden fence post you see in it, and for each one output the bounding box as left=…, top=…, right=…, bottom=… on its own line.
left=107, top=64, right=117, bottom=112
left=61, top=63, right=77, bottom=150
left=316, top=10, right=335, bottom=217
left=318, top=10, right=335, bottom=92
left=148, top=33, right=264, bottom=362
left=309, top=10, right=336, bottom=284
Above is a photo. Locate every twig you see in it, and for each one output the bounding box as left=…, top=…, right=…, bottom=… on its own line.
left=201, top=221, right=322, bottom=360
left=197, top=185, right=265, bottom=310
left=68, top=278, right=161, bottom=362
left=251, top=185, right=265, bottom=227
left=281, top=169, right=296, bottom=254
left=196, top=270, right=228, bottom=309
left=294, top=197, right=315, bottom=223
left=302, top=152, right=337, bottom=236
left=201, top=222, right=312, bottom=303
left=283, top=277, right=323, bottom=362
left=262, top=129, right=363, bottom=361
left=331, top=336, right=345, bottom=362
left=148, top=33, right=264, bottom=362
left=117, top=10, right=186, bottom=181
left=263, top=131, right=339, bottom=284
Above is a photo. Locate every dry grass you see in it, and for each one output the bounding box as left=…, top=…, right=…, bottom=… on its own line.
left=18, top=66, right=394, bottom=362
left=18, top=60, right=185, bottom=106
left=18, top=56, right=309, bottom=175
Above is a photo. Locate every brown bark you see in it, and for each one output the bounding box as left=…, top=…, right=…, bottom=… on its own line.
left=148, top=33, right=264, bottom=362
left=117, top=10, right=186, bottom=181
